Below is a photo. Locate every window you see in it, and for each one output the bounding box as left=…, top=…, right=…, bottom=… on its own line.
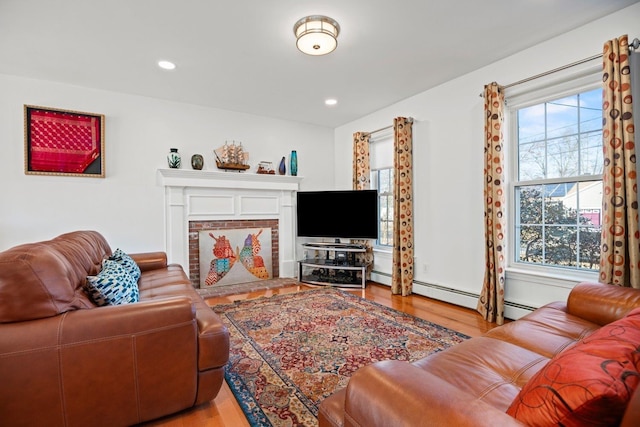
left=372, top=168, right=394, bottom=246
left=513, top=87, right=602, bottom=271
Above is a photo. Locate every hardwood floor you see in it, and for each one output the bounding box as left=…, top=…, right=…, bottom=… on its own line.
left=141, top=282, right=502, bottom=426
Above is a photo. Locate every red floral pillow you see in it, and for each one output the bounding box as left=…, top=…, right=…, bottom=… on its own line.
left=507, top=307, right=640, bottom=427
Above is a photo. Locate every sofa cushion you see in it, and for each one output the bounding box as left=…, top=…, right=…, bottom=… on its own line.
left=85, top=260, right=139, bottom=306
left=507, top=307, right=640, bottom=426
left=484, top=301, right=599, bottom=359
left=109, top=248, right=141, bottom=281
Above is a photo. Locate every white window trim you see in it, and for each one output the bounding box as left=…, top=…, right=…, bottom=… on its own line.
left=505, top=58, right=602, bottom=283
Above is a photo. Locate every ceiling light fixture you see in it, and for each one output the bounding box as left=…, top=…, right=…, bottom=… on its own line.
left=158, top=60, right=176, bottom=70
left=293, top=15, right=340, bottom=56
left=325, top=99, right=338, bottom=106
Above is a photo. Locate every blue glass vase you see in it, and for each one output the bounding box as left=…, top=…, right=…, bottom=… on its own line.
left=290, top=150, right=298, bottom=176
left=278, top=156, right=286, bottom=175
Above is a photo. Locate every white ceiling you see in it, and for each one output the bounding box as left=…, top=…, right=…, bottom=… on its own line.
left=1, top=0, right=638, bottom=128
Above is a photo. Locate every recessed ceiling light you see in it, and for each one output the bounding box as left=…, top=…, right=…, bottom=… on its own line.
left=325, top=99, right=338, bottom=106
left=158, top=60, right=176, bottom=70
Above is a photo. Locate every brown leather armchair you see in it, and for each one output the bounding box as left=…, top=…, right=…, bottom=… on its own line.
left=0, top=231, right=229, bottom=426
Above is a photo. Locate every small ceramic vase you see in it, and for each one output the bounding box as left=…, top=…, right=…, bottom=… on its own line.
left=191, top=154, right=204, bottom=170
left=167, top=148, right=181, bottom=169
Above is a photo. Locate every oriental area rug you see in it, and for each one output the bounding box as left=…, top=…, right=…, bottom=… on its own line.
left=212, top=287, right=469, bottom=426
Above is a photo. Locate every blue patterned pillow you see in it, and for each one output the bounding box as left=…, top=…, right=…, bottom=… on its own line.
left=108, top=248, right=141, bottom=282
left=84, top=259, right=139, bottom=306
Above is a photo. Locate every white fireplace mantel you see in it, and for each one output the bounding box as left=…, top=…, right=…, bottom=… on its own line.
left=157, top=168, right=303, bottom=191
left=157, top=168, right=303, bottom=278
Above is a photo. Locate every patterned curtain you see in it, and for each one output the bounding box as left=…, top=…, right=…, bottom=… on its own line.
left=599, top=34, right=639, bottom=288
left=352, top=132, right=374, bottom=277
left=477, top=83, right=506, bottom=325
left=391, top=117, right=414, bottom=296
left=353, top=132, right=371, bottom=190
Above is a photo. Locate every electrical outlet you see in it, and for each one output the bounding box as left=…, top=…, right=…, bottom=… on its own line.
left=423, top=263, right=429, bottom=273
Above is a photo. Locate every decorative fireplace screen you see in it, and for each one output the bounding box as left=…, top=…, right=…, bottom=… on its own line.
left=189, top=219, right=279, bottom=288
left=198, top=227, right=273, bottom=287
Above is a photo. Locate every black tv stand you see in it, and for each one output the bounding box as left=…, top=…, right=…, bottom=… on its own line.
left=298, top=243, right=369, bottom=289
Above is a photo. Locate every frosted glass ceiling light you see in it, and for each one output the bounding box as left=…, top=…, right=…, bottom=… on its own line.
left=294, top=15, right=340, bottom=56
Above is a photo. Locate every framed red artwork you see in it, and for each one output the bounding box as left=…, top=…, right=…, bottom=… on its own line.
left=24, top=105, right=105, bottom=177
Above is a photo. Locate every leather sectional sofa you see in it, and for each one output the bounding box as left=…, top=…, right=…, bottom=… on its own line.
left=0, top=230, right=229, bottom=426
left=319, top=282, right=640, bottom=427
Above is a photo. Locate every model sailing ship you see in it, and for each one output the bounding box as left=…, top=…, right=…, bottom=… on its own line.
left=214, top=141, right=250, bottom=171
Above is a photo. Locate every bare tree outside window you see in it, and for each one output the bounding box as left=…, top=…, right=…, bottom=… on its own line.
left=514, top=88, right=602, bottom=271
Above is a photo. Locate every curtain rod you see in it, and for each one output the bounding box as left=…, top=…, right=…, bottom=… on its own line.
left=365, top=117, right=414, bottom=137
left=479, top=37, right=639, bottom=97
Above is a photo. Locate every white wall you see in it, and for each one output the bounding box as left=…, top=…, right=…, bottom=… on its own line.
left=335, top=3, right=640, bottom=317
left=0, top=75, right=334, bottom=253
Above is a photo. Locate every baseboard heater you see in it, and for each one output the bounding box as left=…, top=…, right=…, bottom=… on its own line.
left=371, top=271, right=536, bottom=320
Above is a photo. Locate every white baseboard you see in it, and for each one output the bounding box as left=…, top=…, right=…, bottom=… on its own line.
left=371, top=271, right=391, bottom=286
left=370, top=271, right=535, bottom=320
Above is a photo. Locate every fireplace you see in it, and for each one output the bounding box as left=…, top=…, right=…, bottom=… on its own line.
left=157, top=169, right=302, bottom=286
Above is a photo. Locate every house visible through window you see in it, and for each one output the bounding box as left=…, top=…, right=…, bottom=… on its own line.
left=513, top=87, right=603, bottom=271
left=372, top=168, right=394, bottom=246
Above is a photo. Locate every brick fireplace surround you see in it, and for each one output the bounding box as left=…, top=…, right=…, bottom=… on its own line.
left=157, top=169, right=302, bottom=285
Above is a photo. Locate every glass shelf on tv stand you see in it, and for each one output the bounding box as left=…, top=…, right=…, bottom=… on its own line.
left=302, top=242, right=366, bottom=251
left=298, top=243, right=369, bottom=289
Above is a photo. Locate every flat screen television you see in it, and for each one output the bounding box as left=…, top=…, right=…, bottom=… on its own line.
left=296, top=190, right=378, bottom=240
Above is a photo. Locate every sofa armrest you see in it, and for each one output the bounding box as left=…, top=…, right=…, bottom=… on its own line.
left=1, top=297, right=199, bottom=426
left=567, top=282, right=640, bottom=326
left=129, top=251, right=168, bottom=272
left=342, top=360, right=523, bottom=427
left=0, top=296, right=196, bottom=352
left=59, top=295, right=196, bottom=340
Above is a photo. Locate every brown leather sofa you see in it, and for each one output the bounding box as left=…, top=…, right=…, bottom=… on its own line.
left=0, top=230, right=229, bottom=427
left=319, top=282, right=640, bottom=427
